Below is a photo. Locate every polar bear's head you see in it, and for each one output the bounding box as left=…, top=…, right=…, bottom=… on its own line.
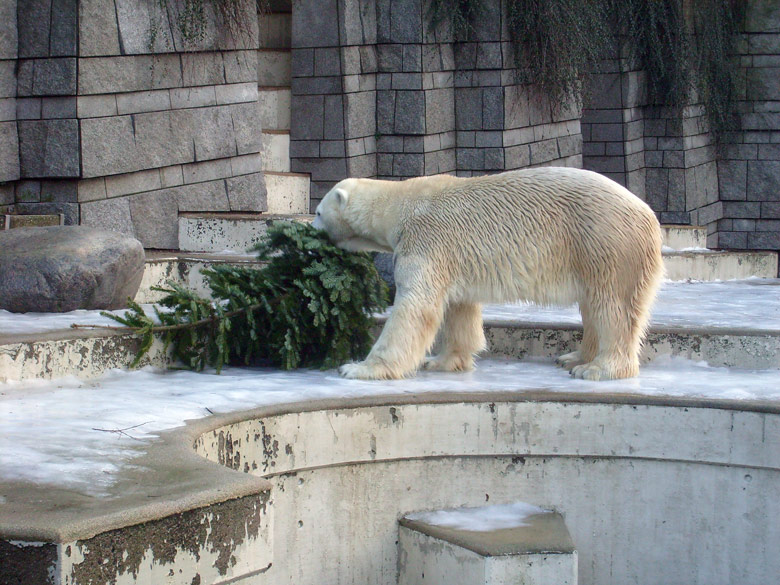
left=311, top=179, right=356, bottom=244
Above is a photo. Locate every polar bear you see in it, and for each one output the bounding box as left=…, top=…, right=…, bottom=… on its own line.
left=312, top=167, right=663, bottom=381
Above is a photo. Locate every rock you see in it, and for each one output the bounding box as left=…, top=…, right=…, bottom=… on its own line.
left=0, top=226, right=145, bottom=313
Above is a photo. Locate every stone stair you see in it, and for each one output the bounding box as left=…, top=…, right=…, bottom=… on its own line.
left=661, top=225, right=777, bottom=280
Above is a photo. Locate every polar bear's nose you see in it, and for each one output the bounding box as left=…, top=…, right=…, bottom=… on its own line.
left=312, top=213, right=324, bottom=230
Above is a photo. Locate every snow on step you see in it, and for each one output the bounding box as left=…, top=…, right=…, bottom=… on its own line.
left=399, top=503, right=577, bottom=585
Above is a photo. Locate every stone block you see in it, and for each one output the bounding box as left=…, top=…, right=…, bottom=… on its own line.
left=292, top=49, right=315, bottom=77
left=116, top=90, right=171, bottom=115
left=402, top=45, right=422, bottom=72
left=291, top=95, right=324, bottom=140
left=79, top=0, right=121, bottom=56
left=79, top=55, right=183, bottom=95
left=558, top=134, right=582, bottom=158
left=77, top=177, right=107, bottom=202
left=747, top=68, right=780, bottom=101
left=482, top=87, right=503, bottom=130
left=341, top=46, right=361, bottom=76
left=360, top=45, right=378, bottom=73
left=129, top=189, right=178, bottom=248
left=377, top=90, right=396, bottom=134
left=387, top=0, right=422, bottom=43
left=717, top=231, right=747, bottom=249
left=0, top=1, right=16, bottom=59
left=181, top=52, right=225, bottom=87
left=232, top=101, right=263, bottom=156
left=41, top=96, right=77, bottom=119
left=393, top=153, right=424, bottom=176
left=77, top=94, right=118, bottom=118
left=324, top=95, right=346, bottom=140
left=216, top=82, right=257, bottom=105
left=345, top=91, right=376, bottom=139
left=40, top=180, right=77, bottom=203
left=17, top=0, right=50, bottom=58
left=161, top=165, right=184, bottom=188
left=50, top=0, right=78, bottom=56
left=759, top=144, right=780, bottom=160
left=718, top=160, right=747, bottom=201
left=170, top=86, right=217, bottom=110
left=14, top=201, right=78, bottom=224
left=292, top=76, right=342, bottom=95
left=294, top=0, right=339, bottom=48
left=315, top=48, right=341, bottom=77
left=747, top=160, right=780, bottom=201
left=0, top=121, right=20, bottom=183
left=378, top=135, right=404, bottom=152
left=392, top=73, right=422, bottom=90
left=300, top=156, right=347, bottom=181
left=747, top=231, right=780, bottom=250
left=226, top=172, right=267, bottom=212
left=722, top=201, right=761, bottom=219
left=455, top=87, right=482, bottom=130
left=230, top=153, right=263, bottom=177
left=18, top=119, right=79, bottom=178
left=476, top=43, right=502, bottom=69
left=378, top=44, right=403, bottom=72
left=528, top=86, right=552, bottom=126
left=530, top=138, right=559, bottom=165
left=18, top=58, right=77, bottom=96
left=290, top=140, right=320, bottom=158
left=394, top=91, right=425, bottom=134
left=0, top=184, right=13, bottom=205
left=106, top=168, right=163, bottom=198
left=15, top=180, right=41, bottom=202
left=318, top=140, right=344, bottom=158
left=175, top=179, right=230, bottom=211
left=744, top=0, right=780, bottom=34
left=215, top=50, right=252, bottom=85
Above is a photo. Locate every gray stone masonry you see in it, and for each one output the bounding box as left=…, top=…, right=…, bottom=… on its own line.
left=291, top=0, right=583, bottom=211
left=714, top=0, right=780, bottom=251
left=3, top=0, right=265, bottom=249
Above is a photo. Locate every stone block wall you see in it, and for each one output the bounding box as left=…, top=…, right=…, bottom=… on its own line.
left=4, top=0, right=265, bottom=249
left=290, top=0, right=582, bottom=211
left=0, top=0, right=19, bottom=209
left=715, top=0, right=780, bottom=250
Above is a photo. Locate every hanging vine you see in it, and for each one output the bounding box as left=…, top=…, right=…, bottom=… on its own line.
left=427, top=0, right=743, bottom=140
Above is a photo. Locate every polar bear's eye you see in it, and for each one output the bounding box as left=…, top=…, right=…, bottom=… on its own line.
left=316, top=210, right=321, bottom=216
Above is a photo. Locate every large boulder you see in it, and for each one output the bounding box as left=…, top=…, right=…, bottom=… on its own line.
left=0, top=226, right=145, bottom=313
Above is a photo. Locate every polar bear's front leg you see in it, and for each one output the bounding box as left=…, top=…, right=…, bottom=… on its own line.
left=423, top=302, right=485, bottom=372
left=339, top=292, right=444, bottom=380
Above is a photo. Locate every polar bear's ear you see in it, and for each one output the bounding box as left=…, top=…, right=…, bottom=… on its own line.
left=335, top=188, right=349, bottom=207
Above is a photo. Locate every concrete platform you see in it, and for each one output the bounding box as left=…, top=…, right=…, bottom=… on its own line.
left=399, top=504, right=577, bottom=585
left=2, top=385, right=779, bottom=585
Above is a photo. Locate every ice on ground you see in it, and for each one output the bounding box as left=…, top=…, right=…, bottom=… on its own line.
left=482, top=278, right=780, bottom=331
left=0, top=305, right=163, bottom=336
left=1, top=280, right=778, bottom=336
left=1, top=357, right=779, bottom=496
left=406, top=502, right=550, bottom=532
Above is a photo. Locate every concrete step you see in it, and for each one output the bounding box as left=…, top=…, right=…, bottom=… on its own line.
left=259, top=11, right=291, bottom=49
left=261, top=130, right=291, bottom=172
left=178, top=211, right=312, bottom=253
left=265, top=171, right=311, bottom=214
left=258, top=86, right=291, bottom=130
left=0, top=213, right=63, bottom=229
left=662, top=249, right=777, bottom=280
left=138, top=251, right=265, bottom=302
left=399, top=505, right=577, bottom=585
left=661, top=225, right=707, bottom=250
left=257, top=48, right=291, bottom=86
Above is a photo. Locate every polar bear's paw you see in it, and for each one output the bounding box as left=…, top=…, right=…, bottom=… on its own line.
left=339, top=361, right=398, bottom=380
left=556, top=350, right=584, bottom=370
left=423, top=354, right=475, bottom=372
left=570, top=362, right=606, bottom=381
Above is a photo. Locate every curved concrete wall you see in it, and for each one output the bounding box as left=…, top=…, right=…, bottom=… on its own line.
left=195, top=396, right=780, bottom=585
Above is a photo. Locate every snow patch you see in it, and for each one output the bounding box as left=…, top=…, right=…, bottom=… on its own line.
left=406, top=502, right=551, bottom=532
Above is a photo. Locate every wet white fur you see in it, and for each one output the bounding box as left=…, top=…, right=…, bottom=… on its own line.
left=312, top=167, right=664, bottom=381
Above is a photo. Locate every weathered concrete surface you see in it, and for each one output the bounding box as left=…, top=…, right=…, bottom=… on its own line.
left=193, top=396, right=780, bottom=585
left=0, top=226, right=144, bottom=312
left=0, top=329, right=172, bottom=382
left=137, top=251, right=264, bottom=302
left=2, top=393, right=779, bottom=585
left=177, top=212, right=311, bottom=253
left=663, top=249, right=778, bottom=280
left=399, top=521, right=577, bottom=585
left=482, top=321, right=780, bottom=370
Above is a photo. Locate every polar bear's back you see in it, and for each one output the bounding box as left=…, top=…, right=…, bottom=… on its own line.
left=396, top=167, right=662, bottom=306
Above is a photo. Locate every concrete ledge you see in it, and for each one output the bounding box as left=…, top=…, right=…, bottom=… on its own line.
left=178, top=212, right=312, bottom=252
left=663, top=250, right=778, bottom=280
left=400, top=508, right=577, bottom=585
